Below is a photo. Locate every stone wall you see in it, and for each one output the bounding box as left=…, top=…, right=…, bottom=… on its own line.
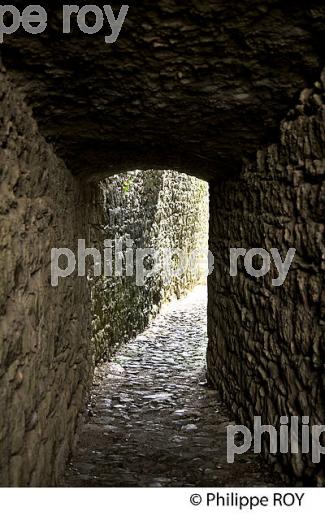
left=1, top=49, right=324, bottom=486
left=207, top=70, right=325, bottom=484
left=0, top=69, right=94, bottom=486
left=91, top=170, right=208, bottom=362
left=0, top=69, right=208, bottom=484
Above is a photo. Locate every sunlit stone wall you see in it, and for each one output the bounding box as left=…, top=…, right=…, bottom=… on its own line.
left=91, top=170, right=209, bottom=362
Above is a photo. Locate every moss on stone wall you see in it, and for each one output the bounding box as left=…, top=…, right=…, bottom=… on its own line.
left=91, top=170, right=209, bottom=363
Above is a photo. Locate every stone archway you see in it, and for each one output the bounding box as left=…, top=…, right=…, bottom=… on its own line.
left=0, top=1, right=324, bottom=486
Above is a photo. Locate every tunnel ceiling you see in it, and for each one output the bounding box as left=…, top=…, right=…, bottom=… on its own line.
left=1, top=0, right=325, bottom=180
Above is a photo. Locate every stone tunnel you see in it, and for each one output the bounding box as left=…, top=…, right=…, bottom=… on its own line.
left=0, top=1, right=324, bottom=486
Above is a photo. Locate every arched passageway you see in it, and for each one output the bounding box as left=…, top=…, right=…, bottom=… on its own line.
left=0, top=1, right=324, bottom=487
left=64, top=287, right=280, bottom=487
left=62, top=168, right=279, bottom=487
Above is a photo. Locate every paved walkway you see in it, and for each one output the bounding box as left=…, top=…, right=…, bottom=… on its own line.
left=64, top=286, right=280, bottom=487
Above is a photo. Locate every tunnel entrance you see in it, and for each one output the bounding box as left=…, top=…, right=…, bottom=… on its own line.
left=62, top=169, right=280, bottom=487
left=90, top=169, right=210, bottom=363
left=0, top=32, right=324, bottom=487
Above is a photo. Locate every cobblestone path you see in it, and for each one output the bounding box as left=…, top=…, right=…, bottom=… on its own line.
left=64, top=286, right=281, bottom=487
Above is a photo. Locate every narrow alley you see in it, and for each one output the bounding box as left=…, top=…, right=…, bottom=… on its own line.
left=64, top=287, right=280, bottom=487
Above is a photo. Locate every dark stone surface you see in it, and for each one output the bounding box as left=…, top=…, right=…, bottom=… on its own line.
left=64, top=287, right=281, bottom=487
left=1, top=1, right=324, bottom=488
left=207, top=69, right=325, bottom=485
left=1, top=1, right=324, bottom=179
left=0, top=69, right=94, bottom=486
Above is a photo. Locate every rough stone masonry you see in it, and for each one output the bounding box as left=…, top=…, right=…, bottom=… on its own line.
left=0, top=0, right=324, bottom=487
left=0, top=71, right=208, bottom=485
left=92, top=170, right=208, bottom=363
left=0, top=69, right=93, bottom=486
left=1, top=1, right=324, bottom=179
left=208, top=72, right=325, bottom=485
